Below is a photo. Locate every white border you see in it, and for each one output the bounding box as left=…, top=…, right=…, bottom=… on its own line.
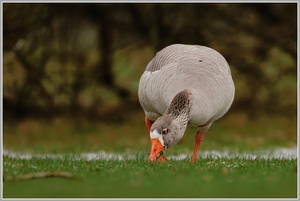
left=1, top=1, right=299, bottom=201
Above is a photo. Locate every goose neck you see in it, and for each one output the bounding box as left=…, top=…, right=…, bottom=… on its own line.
left=164, top=90, right=192, bottom=131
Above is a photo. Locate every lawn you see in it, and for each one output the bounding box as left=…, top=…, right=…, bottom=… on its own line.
left=2, top=112, right=298, bottom=198
left=3, top=156, right=297, bottom=198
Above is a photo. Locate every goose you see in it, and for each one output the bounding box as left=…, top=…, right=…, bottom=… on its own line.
left=138, top=44, right=235, bottom=162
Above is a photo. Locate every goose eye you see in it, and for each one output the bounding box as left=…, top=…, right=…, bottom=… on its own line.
left=161, top=128, right=168, bottom=135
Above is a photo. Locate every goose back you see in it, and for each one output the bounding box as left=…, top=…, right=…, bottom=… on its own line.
left=138, top=44, right=235, bottom=128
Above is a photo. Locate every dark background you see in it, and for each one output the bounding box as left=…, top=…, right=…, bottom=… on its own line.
left=3, top=3, right=297, bottom=122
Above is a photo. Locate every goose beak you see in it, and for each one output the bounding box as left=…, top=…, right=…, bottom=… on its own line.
left=148, top=138, right=166, bottom=161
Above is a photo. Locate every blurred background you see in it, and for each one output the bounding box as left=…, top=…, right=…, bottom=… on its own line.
left=2, top=3, right=297, bottom=153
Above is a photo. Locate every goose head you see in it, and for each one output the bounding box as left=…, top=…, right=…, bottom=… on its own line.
left=148, top=90, right=192, bottom=161
left=148, top=115, right=183, bottom=161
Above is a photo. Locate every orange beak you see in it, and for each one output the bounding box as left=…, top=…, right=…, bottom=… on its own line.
left=148, top=138, right=165, bottom=161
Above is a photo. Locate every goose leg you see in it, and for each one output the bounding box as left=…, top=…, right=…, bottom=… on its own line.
left=145, top=116, right=168, bottom=162
left=190, top=131, right=205, bottom=162
left=144, top=116, right=153, bottom=136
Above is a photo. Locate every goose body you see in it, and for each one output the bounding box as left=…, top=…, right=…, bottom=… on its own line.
left=138, top=44, right=235, bottom=162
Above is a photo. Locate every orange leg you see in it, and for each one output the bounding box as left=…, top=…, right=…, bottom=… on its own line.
left=144, top=116, right=154, bottom=136
left=190, top=131, right=205, bottom=162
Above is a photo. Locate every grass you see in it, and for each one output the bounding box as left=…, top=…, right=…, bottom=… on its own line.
left=3, top=155, right=297, bottom=198
left=2, top=112, right=298, bottom=198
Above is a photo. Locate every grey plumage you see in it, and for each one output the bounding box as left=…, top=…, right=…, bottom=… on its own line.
left=138, top=44, right=235, bottom=150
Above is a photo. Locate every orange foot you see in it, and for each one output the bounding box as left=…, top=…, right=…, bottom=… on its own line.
left=156, top=154, right=168, bottom=162
left=147, top=154, right=168, bottom=162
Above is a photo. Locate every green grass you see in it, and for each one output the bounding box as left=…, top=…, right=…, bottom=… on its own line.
left=3, top=155, right=297, bottom=198
left=3, top=113, right=298, bottom=198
